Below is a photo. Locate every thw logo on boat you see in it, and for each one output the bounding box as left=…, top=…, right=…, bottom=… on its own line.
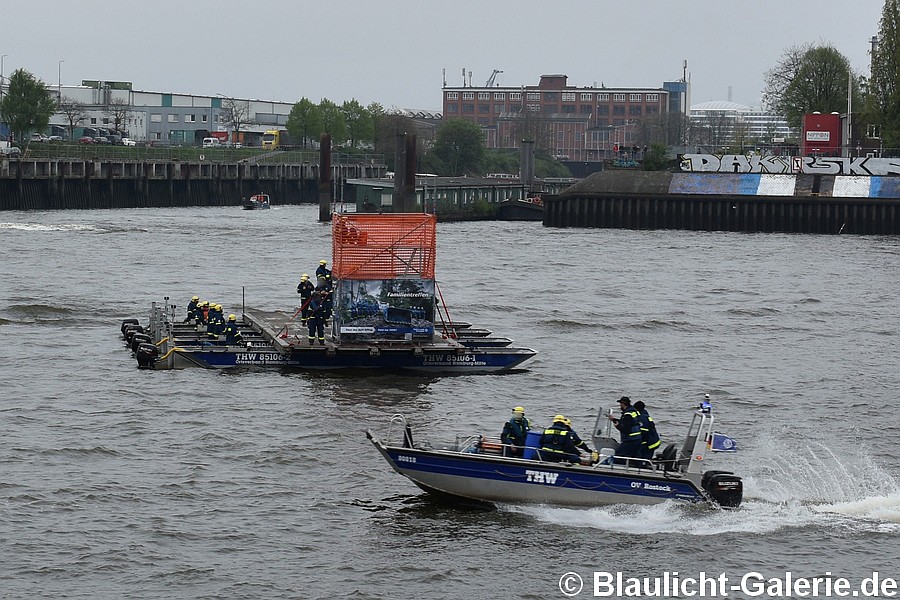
left=525, top=470, right=560, bottom=485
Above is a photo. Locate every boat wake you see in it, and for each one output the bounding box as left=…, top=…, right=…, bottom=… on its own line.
left=507, top=435, right=900, bottom=535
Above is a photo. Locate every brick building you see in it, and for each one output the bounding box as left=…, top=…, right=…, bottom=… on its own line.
left=442, top=74, right=685, bottom=162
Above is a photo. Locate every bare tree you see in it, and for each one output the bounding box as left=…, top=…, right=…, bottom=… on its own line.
left=105, top=97, right=133, bottom=135
left=58, top=96, right=86, bottom=141
left=220, top=97, right=252, bottom=140
left=763, top=43, right=810, bottom=113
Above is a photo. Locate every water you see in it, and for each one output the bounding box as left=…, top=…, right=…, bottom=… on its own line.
left=2, top=206, right=899, bottom=599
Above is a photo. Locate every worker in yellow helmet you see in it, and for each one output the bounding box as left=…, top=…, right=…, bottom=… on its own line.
left=222, top=314, right=244, bottom=346
left=539, top=414, right=592, bottom=463
left=297, top=273, right=315, bottom=324
left=501, top=406, right=531, bottom=457
left=184, top=295, right=201, bottom=323
left=316, top=260, right=332, bottom=290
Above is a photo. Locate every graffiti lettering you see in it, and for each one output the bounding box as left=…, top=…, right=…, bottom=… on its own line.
left=680, top=154, right=900, bottom=176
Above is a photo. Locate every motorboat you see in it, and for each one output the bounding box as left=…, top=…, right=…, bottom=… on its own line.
left=367, top=403, right=742, bottom=508
left=243, top=193, right=271, bottom=210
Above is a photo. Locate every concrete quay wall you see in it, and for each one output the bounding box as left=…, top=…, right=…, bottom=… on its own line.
left=544, top=170, right=900, bottom=235
left=0, top=159, right=383, bottom=211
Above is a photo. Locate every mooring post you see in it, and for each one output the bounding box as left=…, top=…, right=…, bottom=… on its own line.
left=318, top=133, right=332, bottom=222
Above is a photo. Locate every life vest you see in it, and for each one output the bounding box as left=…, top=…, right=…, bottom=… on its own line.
left=619, top=409, right=642, bottom=441
left=502, top=417, right=530, bottom=445
left=639, top=412, right=661, bottom=451
left=540, top=426, right=572, bottom=454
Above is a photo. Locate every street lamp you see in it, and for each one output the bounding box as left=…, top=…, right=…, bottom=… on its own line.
left=57, top=59, right=64, bottom=100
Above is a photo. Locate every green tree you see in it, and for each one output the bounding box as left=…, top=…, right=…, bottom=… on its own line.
left=642, top=143, right=670, bottom=171
left=867, top=0, right=900, bottom=150
left=432, top=118, right=485, bottom=176
left=340, top=99, right=374, bottom=148
left=764, top=43, right=860, bottom=129
left=286, top=98, right=321, bottom=148
left=318, top=98, right=347, bottom=144
left=0, top=69, right=57, bottom=146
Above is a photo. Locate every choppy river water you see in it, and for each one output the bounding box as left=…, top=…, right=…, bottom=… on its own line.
left=1, top=205, right=899, bottom=599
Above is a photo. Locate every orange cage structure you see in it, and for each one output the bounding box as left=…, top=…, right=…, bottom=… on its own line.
left=332, top=213, right=437, bottom=280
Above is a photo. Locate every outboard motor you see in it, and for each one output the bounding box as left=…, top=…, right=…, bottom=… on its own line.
left=121, top=318, right=140, bottom=336
left=123, top=324, right=144, bottom=343
left=135, top=343, right=160, bottom=368
left=702, top=470, right=743, bottom=508
left=130, top=333, right=152, bottom=352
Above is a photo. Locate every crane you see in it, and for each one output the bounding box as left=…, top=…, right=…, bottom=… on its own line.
left=485, top=69, right=503, bottom=87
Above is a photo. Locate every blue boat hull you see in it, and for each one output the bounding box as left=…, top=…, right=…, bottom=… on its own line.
left=168, top=345, right=535, bottom=373
left=371, top=440, right=708, bottom=506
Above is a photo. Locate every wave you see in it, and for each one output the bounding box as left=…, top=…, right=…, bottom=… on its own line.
left=725, top=307, right=781, bottom=317
left=0, top=222, right=104, bottom=233
left=505, top=434, right=900, bottom=536
left=0, top=222, right=148, bottom=234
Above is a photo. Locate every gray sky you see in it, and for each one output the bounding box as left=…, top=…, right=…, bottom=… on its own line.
left=4, top=0, right=884, bottom=111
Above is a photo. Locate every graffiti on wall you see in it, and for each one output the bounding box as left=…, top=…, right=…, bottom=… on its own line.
left=680, top=154, right=900, bottom=176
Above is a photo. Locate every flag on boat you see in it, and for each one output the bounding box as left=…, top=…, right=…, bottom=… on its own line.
left=710, top=433, right=738, bottom=452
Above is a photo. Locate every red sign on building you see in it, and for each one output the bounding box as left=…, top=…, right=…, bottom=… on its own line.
left=801, top=113, right=842, bottom=156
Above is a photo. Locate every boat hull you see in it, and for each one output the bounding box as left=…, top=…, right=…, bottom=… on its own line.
left=370, top=437, right=707, bottom=506
left=164, top=344, right=536, bottom=373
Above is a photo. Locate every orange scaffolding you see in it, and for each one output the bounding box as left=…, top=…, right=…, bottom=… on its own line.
left=332, top=213, right=437, bottom=280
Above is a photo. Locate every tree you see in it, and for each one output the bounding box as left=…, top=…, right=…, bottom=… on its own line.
left=58, top=96, right=87, bottom=141
left=642, top=143, right=670, bottom=171
left=286, top=98, right=321, bottom=148
left=867, top=0, right=900, bottom=151
left=341, top=99, right=374, bottom=148
left=432, top=118, right=485, bottom=176
left=105, top=97, right=133, bottom=135
left=764, top=43, right=860, bottom=129
left=318, top=99, right=347, bottom=144
left=220, top=97, right=252, bottom=139
left=0, top=68, right=56, bottom=146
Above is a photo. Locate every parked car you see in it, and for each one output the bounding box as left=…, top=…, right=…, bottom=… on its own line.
left=0, top=143, right=21, bottom=158
left=121, top=138, right=137, bottom=147
left=48, top=135, right=65, bottom=143
left=78, top=136, right=95, bottom=144
left=30, top=133, right=49, bottom=143
left=93, top=137, right=111, bottom=145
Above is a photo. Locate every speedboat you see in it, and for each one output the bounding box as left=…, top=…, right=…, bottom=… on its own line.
left=243, top=193, right=271, bottom=210
left=367, top=403, right=742, bottom=508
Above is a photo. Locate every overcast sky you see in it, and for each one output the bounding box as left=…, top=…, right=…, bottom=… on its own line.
left=4, top=0, right=884, bottom=111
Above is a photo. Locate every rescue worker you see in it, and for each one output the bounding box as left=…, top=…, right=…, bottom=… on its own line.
left=307, top=290, right=328, bottom=346
left=633, top=400, right=661, bottom=460
left=316, top=259, right=332, bottom=290
left=184, top=296, right=200, bottom=323
left=608, top=396, right=643, bottom=463
left=222, top=314, right=244, bottom=346
left=539, top=415, right=592, bottom=463
left=206, top=304, right=224, bottom=340
left=297, top=274, right=315, bottom=324
left=501, top=406, right=531, bottom=457
left=197, top=301, right=210, bottom=326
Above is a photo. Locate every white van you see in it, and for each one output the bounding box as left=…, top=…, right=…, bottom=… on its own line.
left=202, top=137, right=221, bottom=148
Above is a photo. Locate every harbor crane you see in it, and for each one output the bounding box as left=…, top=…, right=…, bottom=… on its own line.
left=485, top=69, right=503, bottom=87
